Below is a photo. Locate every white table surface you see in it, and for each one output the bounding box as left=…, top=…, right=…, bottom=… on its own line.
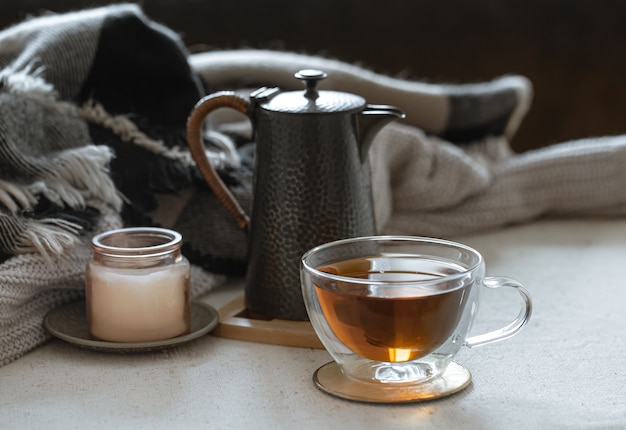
left=2, top=219, right=626, bottom=429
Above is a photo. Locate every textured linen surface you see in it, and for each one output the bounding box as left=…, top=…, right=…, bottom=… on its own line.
left=1, top=4, right=626, bottom=367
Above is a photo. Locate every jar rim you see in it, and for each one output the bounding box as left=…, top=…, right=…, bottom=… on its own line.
left=91, top=227, right=182, bottom=257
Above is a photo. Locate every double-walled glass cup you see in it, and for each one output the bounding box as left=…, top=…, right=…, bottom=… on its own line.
left=301, top=236, right=532, bottom=402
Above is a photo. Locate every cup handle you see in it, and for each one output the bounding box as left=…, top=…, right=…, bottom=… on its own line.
left=186, top=91, right=251, bottom=230
left=464, top=276, right=533, bottom=348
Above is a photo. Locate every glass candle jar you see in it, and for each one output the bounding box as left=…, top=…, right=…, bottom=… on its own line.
left=86, top=227, right=191, bottom=343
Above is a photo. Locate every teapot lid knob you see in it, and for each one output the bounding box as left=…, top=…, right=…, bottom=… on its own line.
left=259, top=69, right=364, bottom=114
left=295, top=69, right=327, bottom=100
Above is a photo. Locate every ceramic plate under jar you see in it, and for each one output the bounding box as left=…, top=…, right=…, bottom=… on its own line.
left=44, top=300, right=218, bottom=353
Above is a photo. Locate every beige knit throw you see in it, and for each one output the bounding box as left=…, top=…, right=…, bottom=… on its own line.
left=192, top=49, right=626, bottom=237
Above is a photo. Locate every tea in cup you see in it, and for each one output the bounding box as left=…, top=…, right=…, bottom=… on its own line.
left=300, top=236, right=532, bottom=403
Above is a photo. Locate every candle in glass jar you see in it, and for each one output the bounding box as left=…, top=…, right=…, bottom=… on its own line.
left=86, top=227, right=191, bottom=343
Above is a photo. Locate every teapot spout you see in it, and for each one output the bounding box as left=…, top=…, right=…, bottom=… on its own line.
left=357, top=104, right=406, bottom=162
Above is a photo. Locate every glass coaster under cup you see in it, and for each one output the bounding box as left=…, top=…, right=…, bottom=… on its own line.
left=313, top=361, right=471, bottom=403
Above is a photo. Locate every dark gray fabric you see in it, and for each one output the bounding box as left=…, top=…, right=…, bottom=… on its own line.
left=0, top=3, right=252, bottom=273
left=0, top=3, right=234, bottom=367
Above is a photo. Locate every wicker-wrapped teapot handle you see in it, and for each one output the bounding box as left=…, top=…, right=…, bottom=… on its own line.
left=186, top=92, right=250, bottom=230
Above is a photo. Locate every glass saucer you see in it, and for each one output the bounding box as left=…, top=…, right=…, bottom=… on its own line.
left=44, top=300, right=218, bottom=353
left=313, top=361, right=472, bottom=403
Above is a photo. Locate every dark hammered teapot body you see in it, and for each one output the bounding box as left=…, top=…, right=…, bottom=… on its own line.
left=187, top=70, right=404, bottom=320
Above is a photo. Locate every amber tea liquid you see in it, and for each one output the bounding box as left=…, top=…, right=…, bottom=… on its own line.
left=315, top=256, right=472, bottom=363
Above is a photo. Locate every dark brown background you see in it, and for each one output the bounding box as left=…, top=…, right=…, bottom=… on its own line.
left=2, top=0, right=625, bottom=152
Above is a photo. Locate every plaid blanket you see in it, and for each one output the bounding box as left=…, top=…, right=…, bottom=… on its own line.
left=2, top=3, right=625, bottom=366
left=0, top=4, right=231, bottom=366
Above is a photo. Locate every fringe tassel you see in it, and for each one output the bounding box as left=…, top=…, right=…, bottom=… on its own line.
left=78, top=101, right=242, bottom=170
left=13, top=218, right=82, bottom=265
left=0, top=179, right=39, bottom=212
left=38, top=145, right=123, bottom=211
left=77, top=101, right=194, bottom=164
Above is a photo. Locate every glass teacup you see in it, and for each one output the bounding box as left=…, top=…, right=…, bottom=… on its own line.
left=300, top=236, right=532, bottom=403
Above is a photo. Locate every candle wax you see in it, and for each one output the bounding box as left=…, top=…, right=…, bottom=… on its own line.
left=87, top=264, right=190, bottom=342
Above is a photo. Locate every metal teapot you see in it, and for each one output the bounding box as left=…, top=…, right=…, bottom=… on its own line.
left=187, top=69, right=405, bottom=320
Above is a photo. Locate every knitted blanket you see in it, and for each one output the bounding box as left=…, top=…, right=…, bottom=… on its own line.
left=2, top=4, right=625, bottom=367
left=191, top=49, right=626, bottom=235
left=0, top=4, right=230, bottom=366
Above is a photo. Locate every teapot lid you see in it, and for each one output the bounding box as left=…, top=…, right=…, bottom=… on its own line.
left=253, top=69, right=365, bottom=114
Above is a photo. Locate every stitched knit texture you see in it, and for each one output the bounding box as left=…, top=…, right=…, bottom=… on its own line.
left=369, top=125, right=626, bottom=236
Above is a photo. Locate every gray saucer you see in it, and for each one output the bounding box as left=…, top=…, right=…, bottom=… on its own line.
left=44, top=300, right=218, bottom=353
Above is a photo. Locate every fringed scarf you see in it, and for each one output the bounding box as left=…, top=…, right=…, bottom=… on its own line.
left=0, top=4, right=232, bottom=366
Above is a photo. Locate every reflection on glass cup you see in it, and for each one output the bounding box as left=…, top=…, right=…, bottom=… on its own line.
left=301, top=236, right=532, bottom=399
